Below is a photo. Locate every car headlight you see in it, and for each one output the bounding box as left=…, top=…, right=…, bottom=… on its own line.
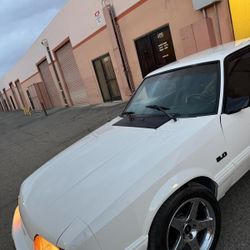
left=34, top=235, right=60, bottom=250
left=12, top=206, right=22, bottom=231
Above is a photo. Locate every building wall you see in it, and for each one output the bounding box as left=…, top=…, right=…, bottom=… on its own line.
left=117, top=0, right=233, bottom=87
left=6, top=88, right=15, bottom=110
left=20, top=72, right=43, bottom=108
left=73, top=26, right=133, bottom=104
left=73, top=29, right=113, bottom=104
left=0, top=0, right=234, bottom=110
left=0, top=0, right=140, bottom=90
left=207, top=0, right=234, bottom=44
left=10, top=83, right=22, bottom=110
left=73, top=0, right=234, bottom=104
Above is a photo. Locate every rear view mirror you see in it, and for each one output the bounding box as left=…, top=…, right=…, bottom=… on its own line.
left=225, top=96, right=249, bottom=114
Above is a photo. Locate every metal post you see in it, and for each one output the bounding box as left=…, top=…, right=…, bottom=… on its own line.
left=202, top=9, right=207, bottom=18
left=41, top=39, right=69, bottom=107
left=103, top=1, right=135, bottom=94
left=41, top=102, right=48, bottom=116
left=109, top=6, right=135, bottom=93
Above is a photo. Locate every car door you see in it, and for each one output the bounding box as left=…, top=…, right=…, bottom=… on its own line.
left=221, top=47, right=250, bottom=183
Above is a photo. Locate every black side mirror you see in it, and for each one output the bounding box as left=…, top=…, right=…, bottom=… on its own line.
left=225, top=96, right=250, bottom=114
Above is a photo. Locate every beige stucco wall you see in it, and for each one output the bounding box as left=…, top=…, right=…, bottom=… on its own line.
left=20, top=72, right=43, bottom=108
left=73, top=29, right=111, bottom=104
left=73, top=26, right=131, bottom=104
left=118, top=0, right=233, bottom=87
left=206, top=0, right=234, bottom=44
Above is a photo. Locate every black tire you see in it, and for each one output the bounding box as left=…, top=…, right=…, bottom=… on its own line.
left=148, top=183, right=221, bottom=250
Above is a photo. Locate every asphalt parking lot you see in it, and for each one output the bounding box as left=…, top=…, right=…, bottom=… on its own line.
left=1, top=102, right=250, bottom=250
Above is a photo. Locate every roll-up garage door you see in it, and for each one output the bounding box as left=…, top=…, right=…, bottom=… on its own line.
left=38, top=59, right=61, bottom=107
left=56, top=42, right=87, bottom=105
left=15, top=79, right=28, bottom=108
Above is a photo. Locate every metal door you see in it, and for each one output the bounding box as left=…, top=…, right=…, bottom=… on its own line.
left=0, top=93, right=6, bottom=111
left=135, top=25, right=176, bottom=77
left=56, top=41, right=87, bottom=105
left=3, top=89, right=12, bottom=111
left=3, top=99, right=9, bottom=111
left=9, top=96, right=16, bottom=110
left=0, top=101, right=3, bottom=111
left=15, top=80, right=27, bottom=108
left=26, top=90, right=35, bottom=110
left=93, top=54, right=121, bottom=102
left=9, top=83, right=21, bottom=109
left=38, top=59, right=61, bottom=107
left=28, top=83, right=53, bottom=111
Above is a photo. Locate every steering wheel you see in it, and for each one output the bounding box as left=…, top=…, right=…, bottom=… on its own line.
left=185, top=94, right=211, bottom=104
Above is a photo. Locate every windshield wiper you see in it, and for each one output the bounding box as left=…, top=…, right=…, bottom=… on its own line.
left=121, top=111, right=135, bottom=120
left=146, top=105, right=177, bottom=122
left=121, top=111, right=134, bottom=116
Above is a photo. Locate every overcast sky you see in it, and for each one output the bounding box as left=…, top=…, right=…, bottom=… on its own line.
left=0, top=0, right=68, bottom=79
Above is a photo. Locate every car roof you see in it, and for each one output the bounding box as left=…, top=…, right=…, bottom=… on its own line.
left=147, top=38, right=250, bottom=77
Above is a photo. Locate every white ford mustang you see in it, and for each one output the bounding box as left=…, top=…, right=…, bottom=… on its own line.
left=12, top=39, right=250, bottom=250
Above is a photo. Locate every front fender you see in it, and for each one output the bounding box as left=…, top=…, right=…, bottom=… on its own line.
left=57, top=218, right=101, bottom=250
left=142, top=168, right=214, bottom=235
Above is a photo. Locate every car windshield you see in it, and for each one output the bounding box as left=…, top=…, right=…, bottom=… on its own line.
left=124, top=62, right=220, bottom=118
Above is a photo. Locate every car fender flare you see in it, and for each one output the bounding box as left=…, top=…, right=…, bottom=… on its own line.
left=142, top=168, right=214, bottom=235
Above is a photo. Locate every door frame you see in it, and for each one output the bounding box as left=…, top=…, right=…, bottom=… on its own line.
left=223, top=44, right=250, bottom=113
left=134, top=24, right=176, bottom=77
left=221, top=44, right=250, bottom=184
left=92, top=53, right=121, bottom=102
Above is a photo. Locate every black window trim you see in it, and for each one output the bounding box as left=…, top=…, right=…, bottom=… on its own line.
left=223, top=45, right=250, bottom=114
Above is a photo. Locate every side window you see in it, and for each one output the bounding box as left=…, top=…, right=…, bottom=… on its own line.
left=225, top=50, right=250, bottom=114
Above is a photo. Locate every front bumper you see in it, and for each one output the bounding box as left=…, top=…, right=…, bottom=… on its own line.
left=12, top=206, right=148, bottom=250
left=12, top=218, right=33, bottom=250
left=12, top=210, right=101, bottom=250
left=12, top=218, right=148, bottom=250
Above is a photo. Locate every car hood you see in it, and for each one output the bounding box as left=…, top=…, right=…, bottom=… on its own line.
left=19, top=116, right=218, bottom=242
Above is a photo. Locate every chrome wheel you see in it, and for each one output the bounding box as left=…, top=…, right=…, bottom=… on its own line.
left=167, top=198, right=216, bottom=250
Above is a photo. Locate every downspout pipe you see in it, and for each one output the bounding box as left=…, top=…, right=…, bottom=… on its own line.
left=201, top=3, right=222, bottom=45
left=103, top=3, right=135, bottom=93
left=46, top=46, right=69, bottom=107
left=214, top=3, right=223, bottom=44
